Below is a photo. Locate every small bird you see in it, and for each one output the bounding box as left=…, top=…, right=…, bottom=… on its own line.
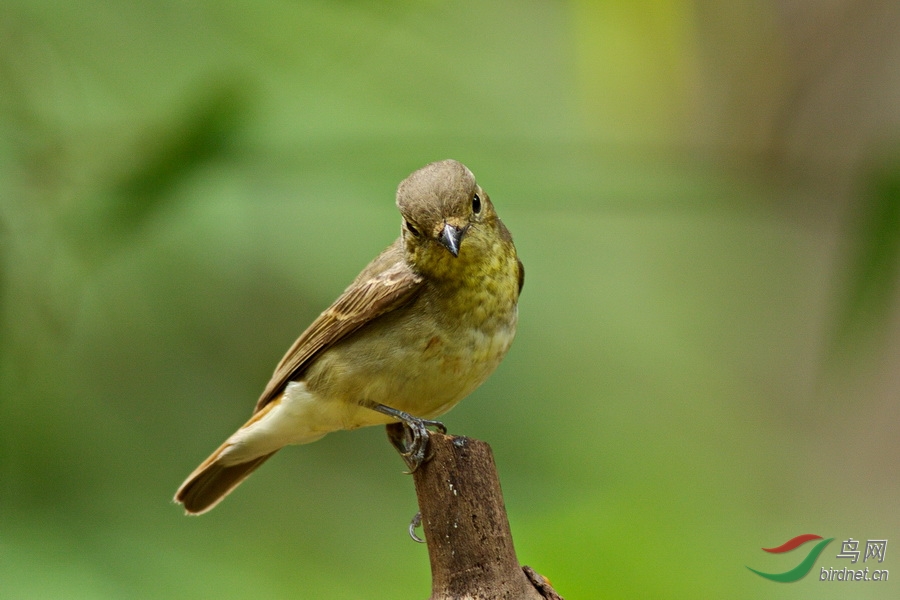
left=174, top=160, right=524, bottom=515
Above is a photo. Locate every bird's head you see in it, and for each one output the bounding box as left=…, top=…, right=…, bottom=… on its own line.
left=396, top=159, right=501, bottom=278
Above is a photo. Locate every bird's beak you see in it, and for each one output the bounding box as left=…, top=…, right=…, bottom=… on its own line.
left=438, top=223, right=465, bottom=257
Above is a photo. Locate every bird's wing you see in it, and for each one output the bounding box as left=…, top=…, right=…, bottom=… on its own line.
left=516, top=258, right=525, bottom=295
left=254, top=242, right=423, bottom=412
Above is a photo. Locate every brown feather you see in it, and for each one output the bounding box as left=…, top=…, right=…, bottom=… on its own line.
left=516, top=258, right=525, bottom=295
left=254, top=242, right=423, bottom=412
left=174, top=399, right=284, bottom=514
left=175, top=452, right=275, bottom=515
left=175, top=246, right=423, bottom=514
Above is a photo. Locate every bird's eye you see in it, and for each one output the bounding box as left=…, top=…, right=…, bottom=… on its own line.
left=472, top=193, right=482, bottom=214
left=405, top=220, right=420, bottom=236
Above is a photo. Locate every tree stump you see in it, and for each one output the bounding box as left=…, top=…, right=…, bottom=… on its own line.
left=387, top=424, right=563, bottom=600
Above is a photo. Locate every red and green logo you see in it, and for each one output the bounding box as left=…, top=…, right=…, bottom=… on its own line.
left=747, top=534, right=834, bottom=582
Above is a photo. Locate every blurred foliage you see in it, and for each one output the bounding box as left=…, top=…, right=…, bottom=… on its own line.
left=1, top=1, right=899, bottom=599
left=108, top=83, right=247, bottom=232
left=830, top=152, right=900, bottom=360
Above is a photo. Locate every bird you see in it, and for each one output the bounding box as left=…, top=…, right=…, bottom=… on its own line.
left=174, top=159, right=523, bottom=515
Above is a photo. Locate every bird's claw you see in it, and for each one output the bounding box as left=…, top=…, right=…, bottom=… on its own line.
left=402, top=418, right=429, bottom=471
left=408, top=511, right=425, bottom=543
left=378, top=405, right=445, bottom=472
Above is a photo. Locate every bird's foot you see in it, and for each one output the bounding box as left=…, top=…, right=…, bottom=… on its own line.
left=408, top=511, right=425, bottom=543
left=376, top=404, right=445, bottom=472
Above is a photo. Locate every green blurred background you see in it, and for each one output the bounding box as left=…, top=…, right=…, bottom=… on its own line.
left=2, top=1, right=898, bottom=598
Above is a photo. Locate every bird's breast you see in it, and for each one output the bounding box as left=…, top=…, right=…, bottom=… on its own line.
left=304, top=244, right=520, bottom=427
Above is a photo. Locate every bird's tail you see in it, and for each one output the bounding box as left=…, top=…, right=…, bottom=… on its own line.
left=174, top=447, right=277, bottom=515
left=174, top=398, right=287, bottom=515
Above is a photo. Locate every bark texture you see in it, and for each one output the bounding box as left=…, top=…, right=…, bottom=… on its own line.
left=387, top=425, right=563, bottom=600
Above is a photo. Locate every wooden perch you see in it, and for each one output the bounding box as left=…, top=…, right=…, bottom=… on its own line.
left=386, top=424, right=563, bottom=600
